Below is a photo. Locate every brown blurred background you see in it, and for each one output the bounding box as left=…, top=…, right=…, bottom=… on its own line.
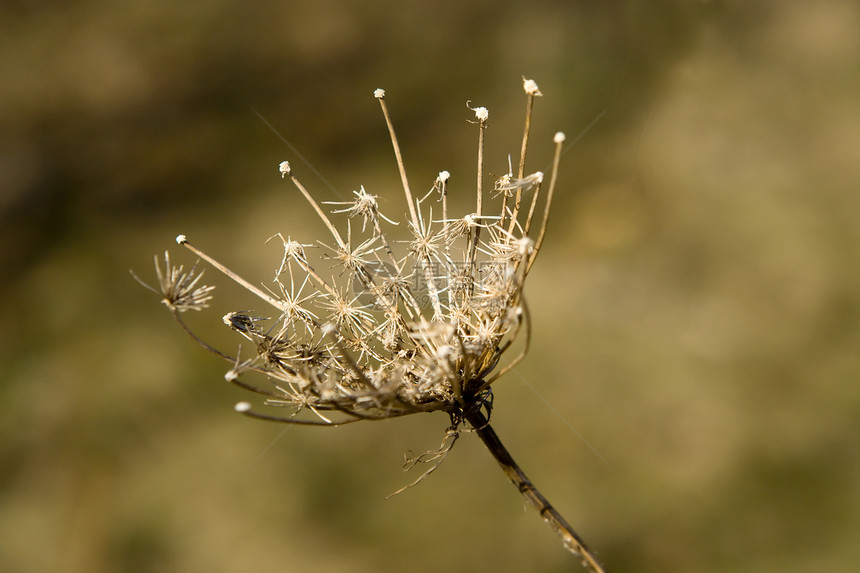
left=2, top=1, right=858, bottom=571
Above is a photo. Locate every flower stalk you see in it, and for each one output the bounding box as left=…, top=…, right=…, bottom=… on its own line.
left=466, top=407, right=605, bottom=573
left=137, top=77, right=605, bottom=571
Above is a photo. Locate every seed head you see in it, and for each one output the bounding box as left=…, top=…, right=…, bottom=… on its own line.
left=134, top=83, right=612, bottom=570
left=132, top=251, right=214, bottom=313
left=471, top=105, right=489, bottom=122
left=141, top=78, right=565, bottom=426
left=522, top=77, right=543, bottom=97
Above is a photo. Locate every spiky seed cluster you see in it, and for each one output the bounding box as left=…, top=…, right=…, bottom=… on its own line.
left=147, top=77, right=564, bottom=426
left=134, top=250, right=215, bottom=313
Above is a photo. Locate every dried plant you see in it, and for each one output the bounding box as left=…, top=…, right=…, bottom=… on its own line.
left=136, top=78, right=606, bottom=572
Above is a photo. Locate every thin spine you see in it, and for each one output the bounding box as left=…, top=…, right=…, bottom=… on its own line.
left=528, top=132, right=565, bottom=273
left=375, top=90, right=420, bottom=231
left=375, top=91, right=436, bottom=320
left=475, top=113, right=485, bottom=225
left=414, top=205, right=444, bottom=320
left=508, top=89, right=537, bottom=234
left=372, top=215, right=403, bottom=274
left=499, top=167, right=510, bottom=228
left=282, top=167, right=346, bottom=250
left=420, top=253, right=443, bottom=320
left=177, top=236, right=288, bottom=313
left=435, top=172, right=452, bottom=309
left=234, top=402, right=363, bottom=426
left=439, top=173, right=449, bottom=231
left=522, top=178, right=544, bottom=236
left=466, top=109, right=488, bottom=282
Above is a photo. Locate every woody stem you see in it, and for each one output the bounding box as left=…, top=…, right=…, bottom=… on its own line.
left=464, top=407, right=607, bottom=573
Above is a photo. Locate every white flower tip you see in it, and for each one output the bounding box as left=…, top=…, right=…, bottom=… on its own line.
left=321, top=323, right=337, bottom=336
left=175, top=234, right=187, bottom=245
left=517, top=237, right=535, bottom=255
left=225, top=370, right=237, bottom=382
left=373, top=88, right=385, bottom=99
left=473, top=106, right=489, bottom=122
left=554, top=131, right=566, bottom=144
left=278, top=161, right=291, bottom=177
left=235, top=401, right=252, bottom=413
left=522, top=77, right=542, bottom=96
left=438, top=170, right=450, bottom=183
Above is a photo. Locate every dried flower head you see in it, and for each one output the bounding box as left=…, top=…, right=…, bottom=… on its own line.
left=138, top=78, right=605, bottom=572
left=132, top=250, right=214, bottom=313
left=157, top=85, right=563, bottom=424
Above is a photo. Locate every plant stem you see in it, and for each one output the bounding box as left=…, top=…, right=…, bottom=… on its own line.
left=465, top=408, right=607, bottom=573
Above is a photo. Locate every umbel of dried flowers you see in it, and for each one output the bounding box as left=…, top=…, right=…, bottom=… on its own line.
left=136, top=78, right=606, bottom=572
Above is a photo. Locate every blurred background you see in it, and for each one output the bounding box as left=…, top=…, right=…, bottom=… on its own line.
left=2, top=0, right=858, bottom=571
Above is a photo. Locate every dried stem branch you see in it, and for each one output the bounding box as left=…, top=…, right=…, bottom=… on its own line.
left=465, top=407, right=606, bottom=573
left=375, top=89, right=420, bottom=231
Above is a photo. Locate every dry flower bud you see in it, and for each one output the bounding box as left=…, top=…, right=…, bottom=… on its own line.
left=522, top=77, right=542, bottom=96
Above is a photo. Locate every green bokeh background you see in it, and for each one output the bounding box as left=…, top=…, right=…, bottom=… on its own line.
left=2, top=1, right=858, bottom=571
